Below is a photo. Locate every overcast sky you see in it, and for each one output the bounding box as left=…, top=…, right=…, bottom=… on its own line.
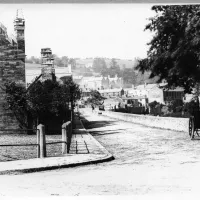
left=0, top=4, right=156, bottom=60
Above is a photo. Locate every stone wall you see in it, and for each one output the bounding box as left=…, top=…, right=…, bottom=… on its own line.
left=0, top=15, right=25, bottom=130
left=0, top=60, right=25, bottom=129
left=100, top=110, right=189, bottom=132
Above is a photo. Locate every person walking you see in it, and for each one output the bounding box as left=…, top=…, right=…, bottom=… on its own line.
left=91, top=104, right=94, bottom=112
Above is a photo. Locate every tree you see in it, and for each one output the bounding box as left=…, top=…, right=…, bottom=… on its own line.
left=86, top=90, right=105, bottom=106
left=136, top=5, right=200, bottom=94
left=109, top=58, right=121, bottom=77
left=53, top=54, right=62, bottom=66
left=101, top=66, right=109, bottom=77
left=61, top=56, right=69, bottom=67
left=122, top=68, right=136, bottom=85
left=69, top=58, right=76, bottom=70
left=92, top=58, right=107, bottom=73
left=4, top=78, right=81, bottom=132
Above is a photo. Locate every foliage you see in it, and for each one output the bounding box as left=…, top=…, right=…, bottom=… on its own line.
left=109, top=58, right=121, bottom=77
left=136, top=5, right=200, bottom=93
left=167, top=99, right=183, bottom=112
left=4, top=82, right=28, bottom=128
left=183, top=99, right=199, bottom=114
left=149, top=101, right=163, bottom=116
left=92, top=58, right=107, bottom=73
left=4, top=78, right=81, bottom=129
left=26, top=55, right=73, bottom=68
left=62, top=77, right=81, bottom=104
left=122, top=68, right=137, bottom=85
left=86, top=90, right=105, bottom=106
left=149, top=101, right=160, bottom=109
left=69, top=58, right=76, bottom=70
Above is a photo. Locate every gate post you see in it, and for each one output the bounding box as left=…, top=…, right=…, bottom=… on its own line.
left=37, top=124, right=46, bottom=158
left=36, top=128, right=40, bottom=158
left=67, top=122, right=72, bottom=153
left=62, top=123, right=67, bottom=154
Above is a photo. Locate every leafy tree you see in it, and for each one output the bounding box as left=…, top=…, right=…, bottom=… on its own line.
left=86, top=90, right=105, bottom=106
left=122, top=68, right=136, bottom=85
left=109, top=58, right=121, bottom=77
left=61, top=56, right=69, bottom=67
left=4, top=82, right=28, bottom=128
left=4, top=78, right=81, bottom=132
left=101, top=67, right=109, bottom=77
left=136, top=5, right=200, bottom=93
left=69, top=58, right=76, bottom=70
left=92, top=58, right=107, bottom=73
left=53, top=54, right=62, bottom=66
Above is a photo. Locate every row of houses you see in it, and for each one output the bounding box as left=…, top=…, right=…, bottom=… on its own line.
left=73, top=75, right=123, bottom=90
left=81, top=82, right=193, bottom=107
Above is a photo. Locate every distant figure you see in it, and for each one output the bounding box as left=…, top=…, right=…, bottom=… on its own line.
left=91, top=104, right=94, bottom=112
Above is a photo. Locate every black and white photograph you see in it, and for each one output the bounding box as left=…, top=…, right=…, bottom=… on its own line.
left=0, top=1, right=200, bottom=196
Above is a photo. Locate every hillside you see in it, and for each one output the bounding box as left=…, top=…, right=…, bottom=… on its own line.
left=25, top=58, right=158, bottom=86
left=75, top=58, right=138, bottom=69
left=105, top=58, right=138, bottom=69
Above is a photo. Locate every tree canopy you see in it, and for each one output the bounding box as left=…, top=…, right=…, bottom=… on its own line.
left=86, top=90, right=105, bottom=106
left=136, top=5, right=200, bottom=93
left=4, top=77, right=81, bottom=129
left=92, top=58, right=108, bottom=74
left=109, top=58, right=121, bottom=77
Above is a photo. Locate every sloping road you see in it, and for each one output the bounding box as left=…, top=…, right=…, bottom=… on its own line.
left=0, top=109, right=200, bottom=196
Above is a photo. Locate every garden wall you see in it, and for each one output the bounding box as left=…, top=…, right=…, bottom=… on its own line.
left=100, top=110, right=189, bottom=132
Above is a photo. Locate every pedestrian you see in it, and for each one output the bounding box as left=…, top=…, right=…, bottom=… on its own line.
left=92, top=104, right=94, bottom=112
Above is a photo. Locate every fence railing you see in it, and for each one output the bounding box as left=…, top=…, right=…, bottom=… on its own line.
left=0, top=121, right=73, bottom=160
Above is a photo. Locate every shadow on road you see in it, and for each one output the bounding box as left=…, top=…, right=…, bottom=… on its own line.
left=80, top=117, right=115, bottom=129
left=89, top=129, right=125, bottom=136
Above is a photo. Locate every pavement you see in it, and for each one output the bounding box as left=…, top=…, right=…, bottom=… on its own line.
left=0, top=113, right=114, bottom=175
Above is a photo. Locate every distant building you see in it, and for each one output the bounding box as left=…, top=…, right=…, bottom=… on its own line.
left=99, top=88, right=122, bottom=98
left=124, top=83, right=185, bottom=105
left=73, top=74, right=123, bottom=90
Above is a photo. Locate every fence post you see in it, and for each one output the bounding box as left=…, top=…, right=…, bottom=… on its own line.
left=36, top=128, right=40, bottom=158
left=67, top=122, right=72, bottom=153
left=62, top=123, right=67, bottom=154
left=37, top=124, right=46, bottom=158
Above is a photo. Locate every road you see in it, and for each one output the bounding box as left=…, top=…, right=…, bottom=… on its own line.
left=1, top=109, right=200, bottom=196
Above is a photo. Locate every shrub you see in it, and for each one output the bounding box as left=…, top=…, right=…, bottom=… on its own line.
left=183, top=99, right=199, bottom=114
left=4, top=77, right=81, bottom=133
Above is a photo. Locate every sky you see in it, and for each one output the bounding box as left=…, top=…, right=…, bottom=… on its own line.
left=0, top=4, right=156, bottom=60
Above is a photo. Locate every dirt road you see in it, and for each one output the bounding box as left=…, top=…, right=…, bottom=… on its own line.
left=0, top=109, right=200, bottom=196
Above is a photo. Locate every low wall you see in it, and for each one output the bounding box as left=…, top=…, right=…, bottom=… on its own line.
left=100, top=110, right=189, bottom=132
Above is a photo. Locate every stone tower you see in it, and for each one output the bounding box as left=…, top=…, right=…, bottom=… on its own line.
left=0, top=10, right=26, bottom=130
left=41, top=48, right=55, bottom=80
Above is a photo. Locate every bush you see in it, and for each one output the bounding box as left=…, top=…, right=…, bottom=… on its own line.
left=4, top=78, right=81, bottom=133
left=168, top=99, right=183, bottom=113
left=149, top=101, right=163, bottom=116
left=183, top=99, right=199, bottom=114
